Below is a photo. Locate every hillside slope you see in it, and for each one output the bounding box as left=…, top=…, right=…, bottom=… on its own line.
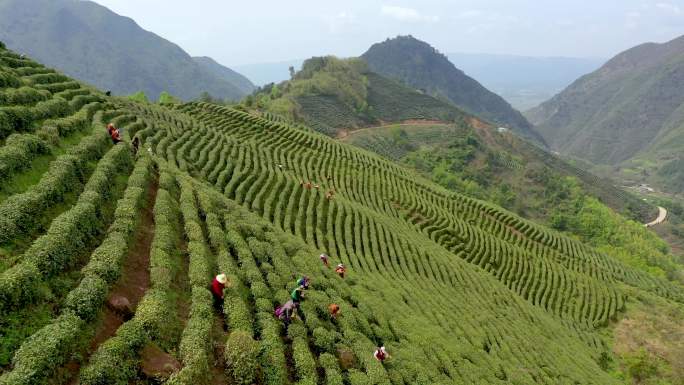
left=528, top=35, right=684, bottom=167
left=192, top=56, right=255, bottom=95
left=0, top=0, right=251, bottom=101
left=0, top=46, right=682, bottom=385
left=342, top=120, right=658, bottom=223
left=361, top=36, right=545, bottom=144
left=251, top=56, right=471, bottom=137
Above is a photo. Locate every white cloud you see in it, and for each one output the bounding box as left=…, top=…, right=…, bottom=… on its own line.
left=381, top=5, right=439, bottom=23
left=655, top=2, right=682, bottom=14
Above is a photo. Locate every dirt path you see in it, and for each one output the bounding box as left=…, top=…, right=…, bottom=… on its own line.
left=645, top=206, right=667, bottom=228
left=337, top=119, right=448, bottom=140
left=210, top=315, right=231, bottom=385
left=64, top=176, right=158, bottom=384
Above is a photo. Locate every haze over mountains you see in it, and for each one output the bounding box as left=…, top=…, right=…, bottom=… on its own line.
left=448, top=53, right=604, bottom=110
left=0, top=0, right=254, bottom=101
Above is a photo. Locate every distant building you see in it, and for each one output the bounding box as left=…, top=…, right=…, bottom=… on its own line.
left=497, top=127, right=508, bottom=133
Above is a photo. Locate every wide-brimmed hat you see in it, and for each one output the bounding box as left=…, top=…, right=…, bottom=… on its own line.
left=216, top=274, right=228, bottom=284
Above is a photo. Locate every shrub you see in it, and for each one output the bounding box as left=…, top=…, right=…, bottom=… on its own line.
left=0, top=69, right=20, bottom=88
left=0, top=130, right=109, bottom=244
left=225, top=331, right=260, bottom=385
left=0, top=86, right=50, bottom=105
left=313, top=327, right=338, bottom=353
left=168, top=287, right=213, bottom=385
left=63, top=274, right=108, bottom=321
left=288, top=324, right=318, bottom=383
left=319, top=353, right=344, bottom=385
left=0, top=313, right=85, bottom=385
left=257, top=312, right=288, bottom=385
left=78, top=321, right=147, bottom=385
left=347, top=369, right=372, bottom=385
left=225, top=294, right=253, bottom=333
left=81, top=232, right=129, bottom=284
left=135, top=289, right=173, bottom=340
left=0, top=134, right=50, bottom=182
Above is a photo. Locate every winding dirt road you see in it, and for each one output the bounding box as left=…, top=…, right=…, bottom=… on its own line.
left=645, top=206, right=667, bottom=227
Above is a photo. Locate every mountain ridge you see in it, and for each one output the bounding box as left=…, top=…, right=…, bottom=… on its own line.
left=0, top=0, right=253, bottom=101
left=528, top=34, right=684, bottom=171
left=361, top=35, right=546, bottom=144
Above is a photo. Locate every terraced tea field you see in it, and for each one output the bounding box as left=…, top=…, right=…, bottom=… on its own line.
left=1, top=45, right=682, bottom=385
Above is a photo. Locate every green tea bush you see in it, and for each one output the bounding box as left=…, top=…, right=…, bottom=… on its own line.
left=134, top=289, right=172, bottom=340
left=0, top=133, right=50, bottom=182
left=81, top=232, right=129, bottom=284
left=42, top=101, right=101, bottom=137
left=313, top=327, right=338, bottom=353
left=167, top=287, right=213, bottom=385
left=257, top=311, right=288, bottom=385
left=319, top=353, right=344, bottom=385
left=225, top=291, right=253, bottom=333
left=224, top=330, right=260, bottom=385
left=0, top=132, right=108, bottom=244
left=0, top=145, right=132, bottom=310
left=0, top=313, right=84, bottom=385
left=347, top=369, right=372, bottom=385
left=0, top=69, right=20, bottom=88
left=78, top=321, right=147, bottom=385
left=23, top=72, right=69, bottom=85
left=33, top=81, right=81, bottom=94
left=0, top=87, right=50, bottom=105
left=288, top=323, right=318, bottom=384
left=62, top=274, right=108, bottom=321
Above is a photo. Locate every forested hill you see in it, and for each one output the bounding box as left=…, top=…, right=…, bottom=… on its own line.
left=361, top=36, right=545, bottom=144
left=528, top=35, right=684, bottom=168
left=0, top=0, right=253, bottom=101
left=249, top=56, right=471, bottom=136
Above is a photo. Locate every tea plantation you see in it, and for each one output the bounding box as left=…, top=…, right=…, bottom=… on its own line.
left=0, top=45, right=682, bottom=385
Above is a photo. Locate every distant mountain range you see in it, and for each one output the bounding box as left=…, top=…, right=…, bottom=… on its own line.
left=0, top=0, right=254, bottom=101
left=361, top=36, right=545, bottom=143
left=527, top=35, right=684, bottom=191
left=447, top=53, right=604, bottom=110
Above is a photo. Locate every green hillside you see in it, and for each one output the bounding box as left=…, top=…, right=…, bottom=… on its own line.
left=361, top=36, right=544, bottom=144
left=250, top=56, right=470, bottom=137
left=0, top=46, right=683, bottom=385
left=342, top=123, right=681, bottom=278
left=0, top=0, right=254, bottom=101
left=528, top=35, right=684, bottom=193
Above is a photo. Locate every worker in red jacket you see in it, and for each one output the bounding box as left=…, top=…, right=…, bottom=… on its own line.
left=110, top=127, right=122, bottom=144
left=374, top=346, right=389, bottom=362
left=211, top=273, right=229, bottom=312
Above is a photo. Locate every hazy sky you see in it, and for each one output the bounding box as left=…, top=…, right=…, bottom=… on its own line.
left=92, top=0, right=684, bottom=66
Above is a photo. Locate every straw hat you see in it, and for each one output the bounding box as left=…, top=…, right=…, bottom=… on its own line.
left=216, top=274, right=228, bottom=284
